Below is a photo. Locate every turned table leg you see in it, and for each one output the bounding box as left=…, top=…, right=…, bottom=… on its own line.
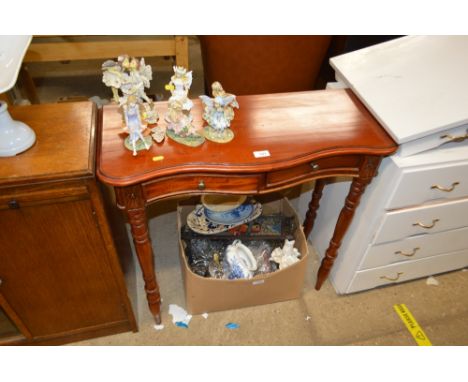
left=315, top=157, right=381, bottom=290
left=116, top=185, right=162, bottom=324
left=303, top=179, right=326, bottom=238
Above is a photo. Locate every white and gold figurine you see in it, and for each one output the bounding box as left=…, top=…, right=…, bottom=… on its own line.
left=164, top=66, right=205, bottom=147
left=102, top=55, right=159, bottom=154
left=199, top=81, right=239, bottom=143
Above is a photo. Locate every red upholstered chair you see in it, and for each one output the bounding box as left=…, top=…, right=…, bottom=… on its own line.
left=199, top=36, right=332, bottom=96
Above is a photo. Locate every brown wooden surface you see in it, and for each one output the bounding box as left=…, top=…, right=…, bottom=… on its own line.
left=97, top=89, right=397, bottom=323
left=24, top=36, right=184, bottom=63
left=0, top=102, right=137, bottom=345
left=1, top=102, right=95, bottom=187
left=98, top=89, right=396, bottom=187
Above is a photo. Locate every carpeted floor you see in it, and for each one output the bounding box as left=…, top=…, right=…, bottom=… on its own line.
left=70, top=195, right=468, bottom=346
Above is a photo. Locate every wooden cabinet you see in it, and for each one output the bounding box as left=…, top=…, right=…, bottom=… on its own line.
left=0, top=102, right=136, bottom=345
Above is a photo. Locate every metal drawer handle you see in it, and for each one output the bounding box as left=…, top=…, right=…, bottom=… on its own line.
left=310, top=162, right=320, bottom=170
left=395, top=247, right=420, bottom=257
left=198, top=179, right=206, bottom=191
left=412, top=219, right=439, bottom=229
left=440, top=130, right=468, bottom=143
left=431, top=182, right=459, bottom=192
left=380, top=272, right=404, bottom=282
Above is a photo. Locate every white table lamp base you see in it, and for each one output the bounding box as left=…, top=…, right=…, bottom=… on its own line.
left=0, top=101, right=36, bottom=157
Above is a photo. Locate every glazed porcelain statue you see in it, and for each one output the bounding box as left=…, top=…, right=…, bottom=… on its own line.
left=102, top=55, right=160, bottom=154
left=270, top=239, right=301, bottom=270
left=225, top=240, right=257, bottom=279
left=200, top=81, right=239, bottom=143
left=122, top=95, right=152, bottom=155
left=165, top=66, right=205, bottom=147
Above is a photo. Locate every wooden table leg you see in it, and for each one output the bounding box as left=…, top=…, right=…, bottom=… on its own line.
left=303, top=179, right=326, bottom=238
left=315, top=156, right=381, bottom=290
left=115, top=185, right=161, bottom=324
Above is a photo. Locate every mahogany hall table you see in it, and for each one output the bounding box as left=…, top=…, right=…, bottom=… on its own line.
left=97, top=89, right=397, bottom=324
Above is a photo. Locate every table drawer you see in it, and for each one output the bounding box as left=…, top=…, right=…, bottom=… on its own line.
left=360, top=226, right=468, bottom=270
left=386, top=161, right=468, bottom=210
left=143, top=173, right=262, bottom=201
left=373, top=197, right=468, bottom=245
left=266, top=155, right=361, bottom=188
left=347, top=248, right=468, bottom=293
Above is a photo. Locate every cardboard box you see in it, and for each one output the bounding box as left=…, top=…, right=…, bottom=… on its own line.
left=177, top=197, right=309, bottom=315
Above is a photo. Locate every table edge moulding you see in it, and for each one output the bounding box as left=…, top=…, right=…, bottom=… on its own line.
left=97, top=89, right=398, bottom=324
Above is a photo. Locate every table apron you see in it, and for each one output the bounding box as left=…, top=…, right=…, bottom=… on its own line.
left=142, top=160, right=361, bottom=203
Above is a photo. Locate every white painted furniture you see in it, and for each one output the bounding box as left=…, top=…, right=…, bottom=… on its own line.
left=306, top=36, right=468, bottom=294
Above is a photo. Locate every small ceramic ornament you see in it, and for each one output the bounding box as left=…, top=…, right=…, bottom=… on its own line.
left=122, top=95, right=152, bottom=155
left=270, top=239, right=301, bottom=270
left=225, top=240, right=257, bottom=279
left=102, top=55, right=161, bottom=155
left=199, top=81, right=239, bottom=143
left=165, top=66, right=205, bottom=147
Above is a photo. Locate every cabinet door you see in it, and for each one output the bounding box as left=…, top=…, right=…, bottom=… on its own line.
left=0, top=197, right=128, bottom=338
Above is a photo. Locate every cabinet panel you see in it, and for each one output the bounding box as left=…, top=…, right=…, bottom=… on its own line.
left=373, top=197, right=468, bottom=245
left=0, top=305, right=21, bottom=339
left=348, top=248, right=468, bottom=293
left=0, top=198, right=128, bottom=337
left=386, top=161, right=468, bottom=210
left=360, top=226, right=468, bottom=269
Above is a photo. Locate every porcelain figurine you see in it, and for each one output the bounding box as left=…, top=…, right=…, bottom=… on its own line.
left=225, top=240, right=257, bottom=279
left=164, top=66, right=205, bottom=147
left=270, top=239, right=301, bottom=270
left=102, top=55, right=160, bottom=154
left=122, top=95, right=152, bottom=156
left=199, top=81, right=239, bottom=143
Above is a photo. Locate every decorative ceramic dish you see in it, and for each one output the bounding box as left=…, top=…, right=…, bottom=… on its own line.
left=201, top=194, right=247, bottom=212
left=204, top=203, right=253, bottom=225
left=187, top=201, right=262, bottom=235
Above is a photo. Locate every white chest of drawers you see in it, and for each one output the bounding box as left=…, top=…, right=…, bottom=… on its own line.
left=304, top=36, right=468, bottom=294
left=308, top=144, right=468, bottom=293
